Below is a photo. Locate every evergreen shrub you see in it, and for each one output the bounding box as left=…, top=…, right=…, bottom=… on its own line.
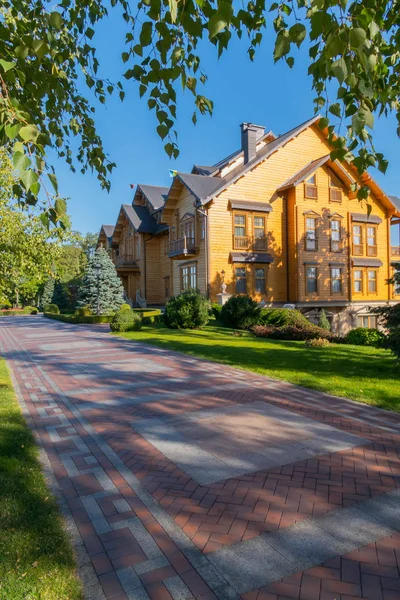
left=221, top=295, right=261, bottom=330
left=164, top=289, right=210, bottom=329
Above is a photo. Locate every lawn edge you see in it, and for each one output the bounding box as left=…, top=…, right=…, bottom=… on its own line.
left=112, top=328, right=400, bottom=417
left=2, top=356, right=102, bottom=600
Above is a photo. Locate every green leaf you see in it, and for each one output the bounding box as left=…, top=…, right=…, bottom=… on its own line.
left=19, top=124, right=40, bottom=142
left=208, top=14, right=228, bottom=39
left=5, top=123, right=21, bottom=140
left=32, top=40, right=48, bottom=60
left=55, top=198, right=67, bottom=215
left=140, top=22, right=153, bottom=47
left=329, top=103, right=341, bottom=117
left=49, top=11, right=63, bottom=30
left=318, top=117, right=329, bottom=130
left=289, top=23, right=306, bottom=47
left=20, top=169, right=39, bottom=192
left=274, top=31, right=290, bottom=61
left=12, top=151, right=31, bottom=171
left=122, top=52, right=129, bottom=63
left=350, top=28, right=366, bottom=49
left=331, top=57, right=348, bottom=84
left=48, top=173, right=58, bottom=194
left=0, top=59, right=16, bottom=72
left=156, top=124, right=169, bottom=139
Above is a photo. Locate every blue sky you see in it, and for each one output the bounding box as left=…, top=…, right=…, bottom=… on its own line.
left=52, top=13, right=399, bottom=236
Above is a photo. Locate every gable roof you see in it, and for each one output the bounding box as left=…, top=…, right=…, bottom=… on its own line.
left=122, top=204, right=158, bottom=233
left=100, top=225, right=115, bottom=239
left=175, top=173, right=227, bottom=203
left=389, top=195, right=400, bottom=213
left=135, top=184, right=168, bottom=211
left=278, top=156, right=330, bottom=192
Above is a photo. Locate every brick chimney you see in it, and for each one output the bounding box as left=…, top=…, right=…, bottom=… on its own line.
left=240, top=123, right=265, bottom=164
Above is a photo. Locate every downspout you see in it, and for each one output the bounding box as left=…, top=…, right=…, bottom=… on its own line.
left=196, top=206, right=209, bottom=298
left=284, top=194, right=290, bottom=303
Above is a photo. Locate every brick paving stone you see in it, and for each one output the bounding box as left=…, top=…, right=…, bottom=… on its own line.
left=1, top=316, right=400, bottom=600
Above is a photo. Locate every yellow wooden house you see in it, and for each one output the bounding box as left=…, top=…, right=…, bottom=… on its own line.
left=98, top=116, right=400, bottom=333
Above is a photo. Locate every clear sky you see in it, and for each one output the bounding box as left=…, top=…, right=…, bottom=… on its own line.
left=51, top=12, right=399, bottom=236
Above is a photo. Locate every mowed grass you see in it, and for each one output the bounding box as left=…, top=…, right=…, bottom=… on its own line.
left=0, top=358, right=82, bottom=600
left=116, top=323, right=399, bottom=411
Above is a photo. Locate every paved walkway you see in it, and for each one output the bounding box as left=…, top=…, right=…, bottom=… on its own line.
left=1, top=316, right=400, bottom=600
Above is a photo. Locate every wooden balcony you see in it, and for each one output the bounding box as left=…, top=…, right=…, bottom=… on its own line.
left=233, top=235, right=268, bottom=251
left=391, top=246, right=400, bottom=257
left=115, top=255, right=139, bottom=270
left=169, top=236, right=197, bottom=259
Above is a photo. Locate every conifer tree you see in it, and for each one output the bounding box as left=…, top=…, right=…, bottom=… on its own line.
left=318, top=309, right=331, bottom=331
left=40, top=277, right=55, bottom=310
left=52, top=280, right=70, bottom=310
left=77, top=247, right=124, bottom=314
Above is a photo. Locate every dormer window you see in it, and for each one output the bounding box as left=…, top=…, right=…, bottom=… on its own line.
left=304, top=174, right=318, bottom=199
left=329, top=175, right=342, bottom=202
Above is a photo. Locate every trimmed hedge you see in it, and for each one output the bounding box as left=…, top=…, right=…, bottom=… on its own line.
left=0, top=307, right=38, bottom=316
left=252, top=324, right=332, bottom=341
left=44, top=312, right=113, bottom=324
left=44, top=303, right=60, bottom=314
left=258, top=308, right=312, bottom=328
left=132, top=308, right=162, bottom=325
left=345, top=327, right=386, bottom=347
left=110, top=309, right=142, bottom=332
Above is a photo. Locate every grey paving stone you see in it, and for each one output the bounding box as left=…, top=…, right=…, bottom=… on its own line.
left=134, top=556, right=170, bottom=575
left=197, top=564, right=229, bottom=590
left=84, top=455, right=97, bottom=465
left=208, top=535, right=294, bottom=593
left=164, top=575, right=194, bottom=600
left=116, top=566, right=142, bottom=592
left=126, top=586, right=151, bottom=600
left=113, top=498, right=131, bottom=514
left=315, top=506, right=394, bottom=549
left=263, top=519, right=349, bottom=571
left=356, top=489, right=400, bottom=531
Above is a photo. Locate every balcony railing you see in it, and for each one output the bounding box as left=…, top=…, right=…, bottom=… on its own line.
left=391, top=246, right=400, bottom=257
left=115, top=254, right=137, bottom=267
left=169, top=236, right=196, bottom=257
left=233, top=235, right=268, bottom=251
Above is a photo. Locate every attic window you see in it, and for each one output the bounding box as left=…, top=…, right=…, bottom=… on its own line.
left=329, top=174, right=342, bottom=203
left=304, top=175, right=318, bottom=199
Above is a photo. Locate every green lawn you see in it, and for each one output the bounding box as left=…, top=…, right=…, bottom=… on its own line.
left=0, top=358, right=82, bottom=600
left=116, top=323, right=399, bottom=411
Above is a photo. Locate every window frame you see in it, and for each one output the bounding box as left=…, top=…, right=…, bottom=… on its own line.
left=234, top=265, right=247, bottom=294
left=253, top=214, right=267, bottom=250
left=305, top=215, right=318, bottom=251
left=352, top=224, right=363, bottom=256
left=304, top=174, right=318, bottom=200
left=367, top=269, right=378, bottom=295
left=254, top=266, right=266, bottom=294
left=366, top=225, right=378, bottom=257
left=329, top=174, right=343, bottom=203
left=305, top=265, right=318, bottom=295
left=356, top=315, right=378, bottom=329
left=330, top=218, right=342, bottom=253
left=330, top=267, right=343, bottom=294
left=180, top=263, right=197, bottom=292
left=233, top=212, right=248, bottom=250
left=353, top=268, right=364, bottom=294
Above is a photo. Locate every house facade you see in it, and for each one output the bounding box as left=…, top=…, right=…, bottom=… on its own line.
left=98, top=116, right=400, bottom=333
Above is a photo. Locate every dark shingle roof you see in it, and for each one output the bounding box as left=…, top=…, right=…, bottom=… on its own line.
left=229, top=200, right=272, bottom=213
left=122, top=204, right=158, bottom=233
left=176, top=173, right=227, bottom=203
left=278, top=156, right=330, bottom=191
left=137, top=184, right=169, bottom=211
left=389, top=195, right=400, bottom=212
left=101, top=225, right=115, bottom=238
left=352, top=258, right=383, bottom=268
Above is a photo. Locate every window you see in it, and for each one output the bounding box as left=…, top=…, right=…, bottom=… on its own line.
left=353, top=269, right=363, bottom=293
left=181, top=264, right=197, bottom=291
left=366, top=226, right=377, bottom=256
left=235, top=267, right=247, bottom=294
left=253, top=216, right=267, bottom=250
left=135, top=237, right=141, bottom=260
left=234, top=214, right=247, bottom=249
left=200, top=216, right=206, bottom=240
left=356, top=315, right=377, bottom=329
left=255, top=267, right=266, bottom=293
left=305, top=217, right=317, bottom=251
left=395, top=267, right=400, bottom=295
left=367, top=270, right=377, bottom=294
left=331, top=267, right=343, bottom=293
left=306, top=266, right=318, bottom=293
left=329, top=175, right=342, bottom=202
left=330, top=220, right=341, bottom=252
left=304, top=174, right=318, bottom=199
left=352, top=225, right=363, bottom=255
left=180, top=217, right=195, bottom=243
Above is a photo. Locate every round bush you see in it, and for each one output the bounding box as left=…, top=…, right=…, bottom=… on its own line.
left=120, top=303, right=131, bottom=311
left=75, top=306, right=92, bottom=317
left=29, top=307, right=39, bottom=315
left=346, top=327, right=386, bottom=347
left=164, top=289, right=210, bottom=329
left=110, top=309, right=142, bottom=332
left=258, top=308, right=311, bottom=328
left=221, top=295, right=261, bottom=330
left=44, top=303, right=60, bottom=314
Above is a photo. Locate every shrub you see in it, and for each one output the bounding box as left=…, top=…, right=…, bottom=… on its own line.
left=44, top=303, right=59, bottom=314
left=346, top=327, right=386, bottom=347
left=44, top=313, right=113, bottom=324
left=318, top=309, right=331, bottom=331
left=305, top=337, right=331, bottom=348
left=120, top=303, right=131, bottom=311
left=28, top=307, right=39, bottom=315
left=210, top=303, right=223, bottom=319
left=0, top=301, right=12, bottom=309
left=110, top=309, right=142, bottom=332
left=221, top=295, right=261, bottom=330
left=75, top=306, right=92, bottom=317
left=252, top=323, right=332, bottom=341
left=258, top=308, right=311, bottom=328
left=372, top=303, right=400, bottom=361
left=164, top=289, right=210, bottom=329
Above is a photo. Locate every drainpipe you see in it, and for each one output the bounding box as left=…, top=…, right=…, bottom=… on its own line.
left=196, top=206, right=209, bottom=298
left=284, top=194, right=290, bottom=303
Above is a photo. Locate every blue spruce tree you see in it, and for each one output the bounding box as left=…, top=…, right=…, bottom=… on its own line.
left=77, top=247, right=124, bottom=314
left=40, top=277, right=55, bottom=310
